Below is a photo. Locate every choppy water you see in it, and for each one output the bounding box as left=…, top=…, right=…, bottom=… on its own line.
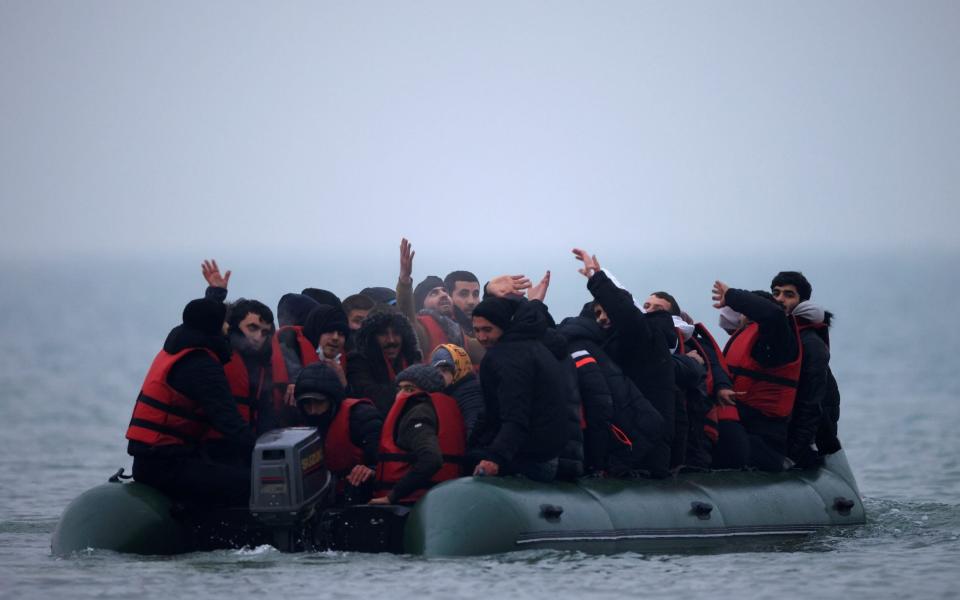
left=1, top=255, right=959, bottom=599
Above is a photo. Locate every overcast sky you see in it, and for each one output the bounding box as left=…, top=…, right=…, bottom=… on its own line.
left=1, top=1, right=958, bottom=265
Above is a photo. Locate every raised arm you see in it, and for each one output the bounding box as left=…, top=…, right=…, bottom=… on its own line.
left=202, top=258, right=230, bottom=302
left=396, top=238, right=418, bottom=322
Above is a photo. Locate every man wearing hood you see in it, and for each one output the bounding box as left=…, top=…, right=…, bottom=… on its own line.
left=430, top=344, right=484, bottom=440
left=396, top=239, right=485, bottom=365
left=771, top=271, right=842, bottom=465
left=126, top=297, right=255, bottom=507
left=559, top=305, right=667, bottom=477
left=294, top=362, right=382, bottom=501
left=346, top=306, right=422, bottom=415
left=469, top=296, right=579, bottom=482
left=572, top=249, right=676, bottom=473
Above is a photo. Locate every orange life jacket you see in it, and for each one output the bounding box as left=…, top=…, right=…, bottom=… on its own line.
left=270, top=325, right=320, bottom=412
left=126, top=348, right=218, bottom=446
left=724, top=319, right=803, bottom=419
left=374, top=392, right=466, bottom=503
left=203, top=350, right=264, bottom=441
left=678, top=323, right=737, bottom=442
left=323, top=397, right=375, bottom=477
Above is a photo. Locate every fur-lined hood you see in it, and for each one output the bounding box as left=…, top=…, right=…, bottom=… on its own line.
left=353, top=306, right=422, bottom=365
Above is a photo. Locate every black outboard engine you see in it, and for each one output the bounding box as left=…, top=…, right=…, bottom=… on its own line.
left=250, top=427, right=334, bottom=551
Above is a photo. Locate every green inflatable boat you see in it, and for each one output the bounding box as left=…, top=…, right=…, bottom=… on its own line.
left=52, top=429, right=865, bottom=557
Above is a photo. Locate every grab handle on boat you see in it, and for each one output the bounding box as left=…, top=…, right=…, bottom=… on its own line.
left=833, top=497, right=856, bottom=516
left=690, top=501, right=713, bottom=520
left=539, top=504, right=564, bottom=521
left=108, top=468, right=133, bottom=483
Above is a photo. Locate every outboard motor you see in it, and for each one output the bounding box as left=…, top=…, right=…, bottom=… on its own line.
left=250, top=427, right=334, bottom=551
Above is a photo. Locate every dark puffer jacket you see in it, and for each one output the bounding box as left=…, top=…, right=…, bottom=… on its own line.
left=559, top=315, right=668, bottom=475
left=470, top=300, right=579, bottom=466
left=346, top=307, right=422, bottom=416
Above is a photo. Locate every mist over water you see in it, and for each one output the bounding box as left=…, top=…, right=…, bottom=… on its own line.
left=0, top=254, right=958, bottom=599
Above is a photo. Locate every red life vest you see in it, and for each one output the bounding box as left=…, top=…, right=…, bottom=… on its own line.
left=417, top=314, right=464, bottom=360
left=323, top=397, right=375, bottom=477
left=203, top=351, right=265, bottom=441
left=270, top=325, right=320, bottom=411
left=126, top=348, right=218, bottom=446
left=723, top=319, right=803, bottom=419
left=374, top=392, right=466, bottom=503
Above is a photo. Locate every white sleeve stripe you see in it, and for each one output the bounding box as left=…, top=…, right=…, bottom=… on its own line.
left=570, top=350, right=590, bottom=359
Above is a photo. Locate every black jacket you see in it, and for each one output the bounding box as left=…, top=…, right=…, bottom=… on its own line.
left=788, top=320, right=830, bottom=464
left=471, top=301, right=578, bottom=466
left=387, top=395, right=443, bottom=503
left=586, top=271, right=677, bottom=450
left=445, top=373, right=484, bottom=441
left=128, top=325, right=256, bottom=458
left=559, top=315, right=667, bottom=474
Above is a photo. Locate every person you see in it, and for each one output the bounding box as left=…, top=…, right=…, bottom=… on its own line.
left=469, top=296, right=579, bottom=482
left=342, top=293, right=376, bottom=333
left=396, top=238, right=485, bottom=365
left=370, top=364, right=466, bottom=504
left=293, top=362, right=382, bottom=502
left=444, top=270, right=481, bottom=335
left=572, top=248, right=675, bottom=473
left=303, top=303, right=350, bottom=376
left=360, top=286, right=398, bottom=307
left=559, top=306, right=668, bottom=477
left=712, top=281, right=802, bottom=471
left=301, top=288, right=342, bottom=311
left=429, top=344, right=484, bottom=439
left=126, top=297, right=255, bottom=507
left=346, top=306, right=422, bottom=415
left=201, top=260, right=276, bottom=439
left=271, top=292, right=321, bottom=417
left=770, top=271, right=842, bottom=462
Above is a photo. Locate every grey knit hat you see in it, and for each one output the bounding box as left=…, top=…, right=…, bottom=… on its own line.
left=395, top=364, right=445, bottom=393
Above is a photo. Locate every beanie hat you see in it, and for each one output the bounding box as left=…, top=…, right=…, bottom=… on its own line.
left=294, top=361, right=347, bottom=404
left=472, top=296, right=522, bottom=332
left=277, top=293, right=320, bottom=327
left=395, top=364, right=445, bottom=393
left=414, top=276, right=445, bottom=311
left=360, top=286, right=397, bottom=306
left=303, top=304, right=350, bottom=347
left=301, top=288, right=342, bottom=310
left=182, top=298, right=227, bottom=336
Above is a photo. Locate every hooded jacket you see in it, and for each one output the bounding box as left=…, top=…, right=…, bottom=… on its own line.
left=559, top=315, right=668, bottom=475
left=789, top=302, right=840, bottom=462
left=471, top=300, right=578, bottom=466
left=346, top=308, right=422, bottom=415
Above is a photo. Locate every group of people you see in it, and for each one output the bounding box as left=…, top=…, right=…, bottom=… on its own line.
left=125, top=241, right=842, bottom=508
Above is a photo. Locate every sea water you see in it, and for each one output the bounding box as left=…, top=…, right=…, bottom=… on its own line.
left=1, top=254, right=958, bottom=599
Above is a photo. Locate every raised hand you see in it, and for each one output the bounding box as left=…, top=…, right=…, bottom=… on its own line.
left=486, top=274, right=532, bottom=298
left=202, top=259, right=231, bottom=288
left=528, top=270, right=551, bottom=302
left=712, top=280, right=730, bottom=309
left=572, top=248, right=601, bottom=278
left=399, top=238, right=415, bottom=284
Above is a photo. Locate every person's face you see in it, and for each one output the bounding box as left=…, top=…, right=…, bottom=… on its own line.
left=376, top=326, right=402, bottom=361
left=238, top=312, right=273, bottom=350
left=397, top=381, right=424, bottom=395
left=643, top=295, right=673, bottom=314
left=301, top=397, right=331, bottom=416
left=423, top=286, right=454, bottom=317
left=772, top=284, right=801, bottom=314
left=437, top=366, right=454, bottom=386
left=593, top=304, right=611, bottom=329
left=347, top=309, right=369, bottom=331
left=451, top=281, right=481, bottom=317
left=319, top=330, right=345, bottom=359
left=472, top=316, right=504, bottom=348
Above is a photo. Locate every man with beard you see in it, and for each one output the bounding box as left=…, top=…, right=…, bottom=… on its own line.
left=443, top=270, right=481, bottom=336
left=202, top=260, right=276, bottom=440
left=126, top=296, right=255, bottom=507
left=346, top=307, right=422, bottom=416
left=293, top=362, right=382, bottom=501
left=396, top=238, right=484, bottom=364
